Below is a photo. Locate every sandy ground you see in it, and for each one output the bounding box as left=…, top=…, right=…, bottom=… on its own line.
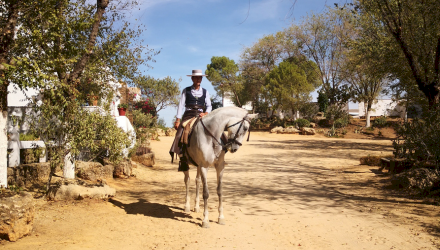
left=2, top=132, right=440, bottom=250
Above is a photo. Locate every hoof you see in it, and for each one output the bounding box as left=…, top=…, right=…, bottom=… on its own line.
left=184, top=207, right=191, bottom=213
left=202, top=221, right=210, bottom=228
left=194, top=207, right=200, bottom=213
left=218, top=218, right=225, bottom=225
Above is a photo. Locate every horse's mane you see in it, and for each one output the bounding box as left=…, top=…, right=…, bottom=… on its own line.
left=208, top=106, right=248, bottom=117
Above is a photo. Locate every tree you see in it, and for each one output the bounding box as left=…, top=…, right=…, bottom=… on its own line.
left=0, top=0, right=156, bottom=185
left=264, top=60, right=319, bottom=119
left=134, top=75, right=180, bottom=114
left=357, top=0, right=440, bottom=109
left=345, top=56, right=388, bottom=127
left=287, top=7, right=354, bottom=105
left=0, top=0, right=49, bottom=187
left=239, top=33, right=285, bottom=113
left=206, top=56, right=243, bottom=106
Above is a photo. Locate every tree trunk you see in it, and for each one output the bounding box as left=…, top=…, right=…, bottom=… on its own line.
left=365, top=102, right=372, bottom=127
left=63, top=152, right=75, bottom=179
left=0, top=111, right=7, bottom=187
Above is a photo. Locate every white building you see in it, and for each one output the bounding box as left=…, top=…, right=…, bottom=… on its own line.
left=357, top=99, right=406, bottom=118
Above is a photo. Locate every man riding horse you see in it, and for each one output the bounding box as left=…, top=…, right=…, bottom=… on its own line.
left=169, top=69, right=212, bottom=171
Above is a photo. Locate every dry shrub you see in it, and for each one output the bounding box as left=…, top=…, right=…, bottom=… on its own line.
left=360, top=155, right=394, bottom=166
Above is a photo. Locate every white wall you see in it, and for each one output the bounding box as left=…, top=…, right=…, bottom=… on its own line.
left=358, top=99, right=405, bottom=118
left=222, top=92, right=252, bottom=111
left=7, top=83, right=39, bottom=107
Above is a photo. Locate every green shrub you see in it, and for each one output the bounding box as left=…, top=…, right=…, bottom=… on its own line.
left=19, top=133, right=38, bottom=141
left=393, top=107, right=440, bottom=168
left=334, top=118, right=349, bottom=128
left=294, top=118, right=310, bottom=128
left=133, top=109, right=156, bottom=129
left=373, top=116, right=387, bottom=128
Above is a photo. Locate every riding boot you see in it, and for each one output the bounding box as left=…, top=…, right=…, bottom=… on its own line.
left=178, top=158, right=190, bottom=172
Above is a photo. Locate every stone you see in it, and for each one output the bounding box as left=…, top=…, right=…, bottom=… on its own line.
left=270, top=126, right=283, bottom=133
left=112, top=160, right=132, bottom=178
left=76, top=161, right=114, bottom=182
left=7, top=163, right=60, bottom=187
left=156, top=128, right=166, bottom=136
left=0, top=192, right=35, bottom=242
left=47, top=183, right=116, bottom=201
left=310, top=122, right=317, bottom=128
left=132, top=152, right=155, bottom=167
left=277, top=126, right=300, bottom=134
left=165, top=128, right=177, bottom=137
left=301, top=127, right=316, bottom=135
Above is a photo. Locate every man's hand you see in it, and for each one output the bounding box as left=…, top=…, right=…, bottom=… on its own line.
left=199, top=112, right=208, bottom=118
left=174, top=119, right=180, bottom=130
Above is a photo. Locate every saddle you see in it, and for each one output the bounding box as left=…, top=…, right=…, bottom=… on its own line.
left=180, top=117, right=199, bottom=145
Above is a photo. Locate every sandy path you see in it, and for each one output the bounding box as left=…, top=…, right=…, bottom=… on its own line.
left=2, top=132, right=439, bottom=249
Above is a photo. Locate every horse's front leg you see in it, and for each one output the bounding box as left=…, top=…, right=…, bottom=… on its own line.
left=183, top=170, right=191, bottom=213
left=216, top=157, right=225, bottom=225
left=200, top=166, right=210, bottom=228
left=194, top=166, right=201, bottom=213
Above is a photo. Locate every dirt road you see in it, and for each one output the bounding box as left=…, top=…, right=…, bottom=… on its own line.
left=3, top=132, right=439, bottom=249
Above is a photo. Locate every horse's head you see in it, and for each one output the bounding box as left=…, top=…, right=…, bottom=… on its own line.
left=225, top=113, right=258, bottom=153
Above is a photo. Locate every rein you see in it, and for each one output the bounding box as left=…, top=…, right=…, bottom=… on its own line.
left=200, top=114, right=251, bottom=151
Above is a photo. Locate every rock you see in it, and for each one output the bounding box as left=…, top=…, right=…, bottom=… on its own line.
left=112, top=160, right=132, bottom=178
left=315, top=112, right=325, bottom=120
left=47, top=184, right=116, bottom=201
left=76, top=161, right=114, bottom=182
left=301, top=127, right=316, bottom=135
left=391, top=168, right=440, bottom=193
left=310, top=122, right=317, bottom=128
left=7, top=163, right=60, bottom=187
left=270, top=126, right=283, bottom=133
left=132, top=152, right=155, bottom=167
left=165, top=128, right=177, bottom=137
left=156, top=128, right=166, bottom=136
left=0, top=192, right=35, bottom=242
left=279, top=126, right=300, bottom=134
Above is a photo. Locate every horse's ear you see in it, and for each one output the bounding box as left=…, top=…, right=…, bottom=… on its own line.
left=247, top=114, right=259, bottom=120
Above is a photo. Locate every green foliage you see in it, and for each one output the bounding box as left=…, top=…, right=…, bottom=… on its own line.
left=206, top=56, right=243, bottom=106
left=157, top=118, right=167, bottom=131
left=132, top=109, right=156, bottom=129
left=317, top=90, right=329, bottom=113
left=393, top=108, right=440, bottom=169
left=19, top=133, right=38, bottom=141
left=325, top=104, right=349, bottom=121
left=210, top=95, right=223, bottom=111
left=299, top=102, right=319, bottom=121
left=134, top=75, right=180, bottom=113
left=373, top=116, right=387, bottom=128
left=118, top=103, right=128, bottom=109
left=264, top=60, right=317, bottom=114
left=356, top=0, right=440, bottom=107
left=294, top=119, right=310, bottom=129
left=334, top=117, right=349, bottom=128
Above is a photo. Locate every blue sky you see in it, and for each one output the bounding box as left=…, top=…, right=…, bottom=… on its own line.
left=131, top=0, right=338, bottom=126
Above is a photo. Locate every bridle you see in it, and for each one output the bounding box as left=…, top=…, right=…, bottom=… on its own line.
left=224, top=114, right=251, bottom=147
left=200, top=114, right=251, bottom=152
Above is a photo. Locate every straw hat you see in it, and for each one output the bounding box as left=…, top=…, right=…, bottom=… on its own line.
left=187, top=69, right=207, bottom=77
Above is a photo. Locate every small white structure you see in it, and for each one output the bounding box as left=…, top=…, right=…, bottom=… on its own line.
left=358, top=99, right=406, bottom=118
left=222, top=92, right=252, bottom=111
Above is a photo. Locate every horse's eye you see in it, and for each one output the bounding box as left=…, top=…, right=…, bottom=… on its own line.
left=243, top=127, right=248, bottom=132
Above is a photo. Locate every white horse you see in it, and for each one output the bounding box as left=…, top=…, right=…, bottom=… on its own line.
left=182, top=106, right=257, bottom=228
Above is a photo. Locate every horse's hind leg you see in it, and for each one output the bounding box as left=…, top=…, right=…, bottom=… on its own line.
left=216, top=155, right=226, bottom=225
left=194, top=166, right=201, bottom=213
left=183, top=170, right=191, bottom=213
left=200, top=166, right=210, bottom=228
